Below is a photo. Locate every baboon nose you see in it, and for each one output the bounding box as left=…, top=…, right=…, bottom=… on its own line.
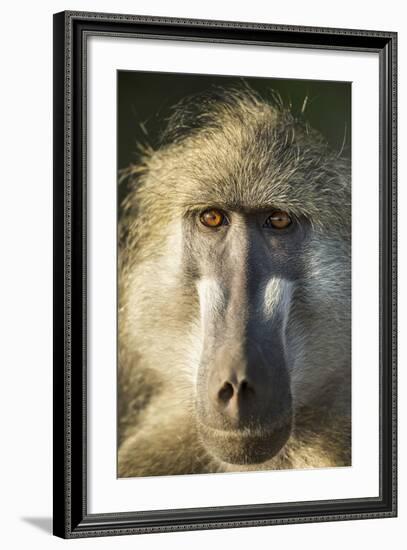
left=216, top=379, right=256, bottom=421
left=217, top=379, right=254, bottom=403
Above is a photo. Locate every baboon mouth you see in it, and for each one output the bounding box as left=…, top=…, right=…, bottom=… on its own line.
left=198, top=422, right=291, bottom=465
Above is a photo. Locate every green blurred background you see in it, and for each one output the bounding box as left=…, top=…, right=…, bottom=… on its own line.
left=117, top=70, right=351, bottom=205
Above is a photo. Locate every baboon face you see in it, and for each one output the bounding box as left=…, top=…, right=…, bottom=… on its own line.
left=184, top=208, right=310, bottom=464
left=121, top=89, right=351, bottom=469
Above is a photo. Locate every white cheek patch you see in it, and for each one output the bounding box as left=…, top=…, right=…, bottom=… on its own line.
left=194, top=278, right=226, bottom=388
left=179, top=321, right=204, bottom=387
left=262, top=277, right=294, bottom=322
left=196, top=278, right=227, bottom=324
left=263, top=278, right=294, bottom=361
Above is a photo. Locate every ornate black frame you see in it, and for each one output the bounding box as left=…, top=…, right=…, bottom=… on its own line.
left=53, top=10, right=397, bottom=539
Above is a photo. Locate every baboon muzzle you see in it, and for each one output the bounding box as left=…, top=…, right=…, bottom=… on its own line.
left=196, top=277, right=293, bottom=465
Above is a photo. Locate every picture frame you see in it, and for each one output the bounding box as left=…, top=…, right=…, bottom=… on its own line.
left=53, top=10, right=397, bottom=539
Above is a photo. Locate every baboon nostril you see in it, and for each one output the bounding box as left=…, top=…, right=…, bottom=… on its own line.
left=217, top=379, right=255, bottom=405
left=239, top=379, right=255, bottom=396
left=218, top=382, right=234, bottom=403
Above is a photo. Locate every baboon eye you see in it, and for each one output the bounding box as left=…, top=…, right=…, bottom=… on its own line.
left=199, top=209, right=227, bottom=228
left=264, top=210, right=292, bottom=230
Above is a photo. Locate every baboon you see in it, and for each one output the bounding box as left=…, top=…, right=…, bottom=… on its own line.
left=118, top=86, right=351, bottom=477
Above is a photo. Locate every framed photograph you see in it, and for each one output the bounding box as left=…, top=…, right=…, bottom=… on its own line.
left=53, top=11, right=397, bottom=538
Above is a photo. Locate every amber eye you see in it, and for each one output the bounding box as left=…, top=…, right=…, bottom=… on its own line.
left=264, top=210, right=292, bottom=230
left=199, top=209, right=227, bottom=228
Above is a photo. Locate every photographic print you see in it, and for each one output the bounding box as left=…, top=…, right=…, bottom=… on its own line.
left=54, top=12, right=396, bottom=537
left=117, top=72, right=352, bottom=478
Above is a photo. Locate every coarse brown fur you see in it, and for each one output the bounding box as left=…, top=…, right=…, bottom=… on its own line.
left=118, top=86, right=351, bottom=477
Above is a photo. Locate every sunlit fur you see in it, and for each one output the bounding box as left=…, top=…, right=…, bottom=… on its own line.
left=118, top=86, right=351, bottom=477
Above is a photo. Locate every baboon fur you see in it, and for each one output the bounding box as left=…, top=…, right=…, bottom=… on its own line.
left=118, top=86, right=351, bottom=477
